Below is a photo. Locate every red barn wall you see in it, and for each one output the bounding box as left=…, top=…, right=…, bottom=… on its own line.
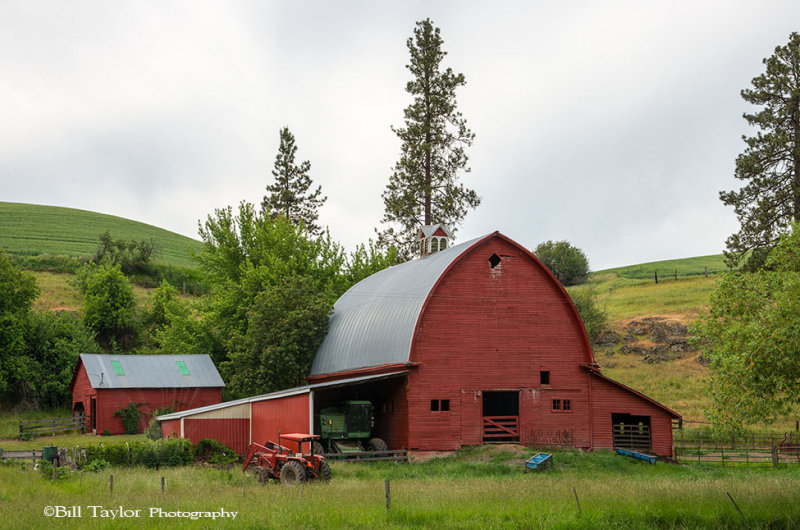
left=590, top=375, right=674, bottom=457
left=408, top=237, right=595, bottom=451
left=251, top=394, right=310, bottom=444
left=94, top=387, right=222, bottom=435
left=71, top=364, right=96, bottom=429
left=160, top=419, right=181, bottom=439
left=184, top=418, right=251, bottom=454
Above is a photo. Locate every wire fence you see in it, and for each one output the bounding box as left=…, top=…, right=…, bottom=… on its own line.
left=673, top=428, right=800, bottom=467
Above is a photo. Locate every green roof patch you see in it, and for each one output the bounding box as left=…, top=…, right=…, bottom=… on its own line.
left=111, top=360, right=125, bottom=376
left=176, top=361, right=190, bottom=376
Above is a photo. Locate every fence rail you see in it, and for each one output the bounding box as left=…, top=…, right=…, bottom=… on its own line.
left=673, top=428, right=800, bottom=466
left=19, top=416, right=87, bottom=438
left=318, top=450, right=407, bottom=463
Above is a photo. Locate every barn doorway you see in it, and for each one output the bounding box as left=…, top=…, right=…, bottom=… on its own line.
left=611, top=413, right=651, bottom=452
left=90, top=398, right=97, bottom=432
left=73, top=402, right=85, bottom=433
left=482, top=391, right=519, bottom=443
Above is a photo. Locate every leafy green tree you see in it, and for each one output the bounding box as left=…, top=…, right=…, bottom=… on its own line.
left=378, top=19, right=479, bottom=258
left=0, top=254, right=39, bottom=402
left=93, top=230, right=155, bottom=276
left=83, top=264, right=137, bottom=351
left=720, top=32, right=800, bottom=271
left=534, top=240, right=590, bottom=286
left=692, top=223, right=800, bottom=432
left=261, top=127, right=327, bottom=236
left=568, top=288, right=607, bottom=343
left=224, top=275, right=332, bottom=396
left=345, top=240, right=398, bottom=286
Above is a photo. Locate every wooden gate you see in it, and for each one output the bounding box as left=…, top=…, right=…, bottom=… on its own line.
left=482, top=416, right=519, bottom=442
left=613, top=423, right=651, bottom=452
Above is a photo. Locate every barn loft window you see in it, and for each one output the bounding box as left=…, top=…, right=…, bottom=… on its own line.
left=552, top=399, right=561, bottom=411
left=440, top=238, right=447, bottom=250
left=540, top=371, right=550, bottom=385
left=489, top=253, right=501, bottom=268
left=553, top=399, right=571, bottom=412
left=431, top=399, right=439, bottom=411
left=176, top=361, right=190, bottom=375
left=111, top=360, right=125, bottom=376
left=431, top=238, right=439, bottom=253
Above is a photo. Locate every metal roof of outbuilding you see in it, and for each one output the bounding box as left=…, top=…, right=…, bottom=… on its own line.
left=310, top=234, right=488, bottom=376
left=77, top=354, right=225, bottom=389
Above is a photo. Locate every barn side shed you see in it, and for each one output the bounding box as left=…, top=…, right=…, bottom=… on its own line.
left=70, top=354, right=224, bottom=435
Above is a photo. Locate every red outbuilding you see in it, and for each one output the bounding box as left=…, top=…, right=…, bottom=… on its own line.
left=161, top=229, right=680, bottom=457
left=70, top=354, right=224, bottom=435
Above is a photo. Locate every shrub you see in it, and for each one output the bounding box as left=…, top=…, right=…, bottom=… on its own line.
left=113, top=402, right=141, bottom=434
left=193, top=439, right=238, bottom=465
left=83, top=438, right=193, bottom=468
left=534, top=240, right=590, bottom=286
left=82, top=459, right=110, bottom=472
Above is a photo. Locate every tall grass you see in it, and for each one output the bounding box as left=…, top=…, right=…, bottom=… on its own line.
left=2, top=448, right=799, bottom=528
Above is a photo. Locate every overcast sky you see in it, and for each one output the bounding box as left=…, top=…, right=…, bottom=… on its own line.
left=2, top=2, right=799, bottom=270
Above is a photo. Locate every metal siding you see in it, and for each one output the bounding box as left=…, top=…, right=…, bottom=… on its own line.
left=189, top=403, right=250, bottom=420
left=79, top=354, right=224, bottom=389
left=183, top=418, right=251, bottom=455
left=310, top=236, right=485, bottom=376
left=250, top=393, right=311, bottom=444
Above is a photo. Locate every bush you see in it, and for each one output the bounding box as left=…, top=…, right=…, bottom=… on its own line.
left=83, top=438, right=193, bottom=468
left=534, top=240, right=590, bottom=286
left=82, top=459, right=110, bottom=472
left=113, top=402, right=141, bottom=434
left=193, top=439, right=238, bottom=465
left=569, top=288, right=608, bottom=342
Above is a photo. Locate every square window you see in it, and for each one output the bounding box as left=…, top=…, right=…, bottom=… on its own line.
left=552, top=399, right=561, bottom=411
left=430, top=399, right=439, bottom=411
left=441, top=399, right=450, bottom=411
left=540, top=371, right=550, bottom=385
left=563, top=399, right=571, bottom=411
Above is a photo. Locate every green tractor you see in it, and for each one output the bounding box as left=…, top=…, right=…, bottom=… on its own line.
left=313, top=400, right=388, bottom=454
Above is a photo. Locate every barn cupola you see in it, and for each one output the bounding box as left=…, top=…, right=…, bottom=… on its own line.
left=418, top=224, right=453, bottom=257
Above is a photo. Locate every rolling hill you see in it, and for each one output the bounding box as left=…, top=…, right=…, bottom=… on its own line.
left=0, top=202, right=203, bottom=268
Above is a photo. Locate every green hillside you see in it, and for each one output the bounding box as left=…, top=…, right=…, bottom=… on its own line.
left=0, top=202, right=203, bottom=268
left=596, top=253, right=730, bottom=280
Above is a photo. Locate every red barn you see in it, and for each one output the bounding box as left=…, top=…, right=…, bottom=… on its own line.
left=162, top=230, right=680, bottom=457
left=70, top=354, right=224, bottom=435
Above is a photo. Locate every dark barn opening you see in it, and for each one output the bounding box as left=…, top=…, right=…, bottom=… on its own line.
left=611, top=413, right=652, bottom=452
left=482, top=391, right=519, bottom=442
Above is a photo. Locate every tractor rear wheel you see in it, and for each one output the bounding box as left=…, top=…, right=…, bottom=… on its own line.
left=367, top=438, right=388, bottom=452
left=280, top=461, right=307, bottom=485
left=312, top=441, right=325, bottom=456
left=317, top=460, right=332, bottom=482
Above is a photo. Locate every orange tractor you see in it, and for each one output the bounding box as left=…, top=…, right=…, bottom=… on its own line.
left=242, top=433, right=331, bottom=484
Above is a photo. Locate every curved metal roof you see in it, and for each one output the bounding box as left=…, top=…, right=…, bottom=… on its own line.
left=310, top=235, right=488, bottom=376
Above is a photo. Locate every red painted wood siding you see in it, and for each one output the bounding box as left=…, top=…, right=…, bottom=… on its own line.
left=71, top=362, right=96, bottom=428
left=183, top=418, right=251, bottom=455
left=590, top=374, right=674, bottom=457
left=250, top=394, right=310, bottom=444
left=408, top=236, right=596, bottom=451
left=93, top=386, right=222, bottom=435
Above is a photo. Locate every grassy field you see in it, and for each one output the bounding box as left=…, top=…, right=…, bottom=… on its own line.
left=0, top=202, right=203, bottom=268
left=1, top=445, right=799, bottom=528
left=596, top=254, right=730, bottom=280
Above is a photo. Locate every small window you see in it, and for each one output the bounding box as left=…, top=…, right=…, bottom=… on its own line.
left=111, top=360, right=125, bottom=376
left=563, top=399, right=571, bottom=411
left=431, top=399, right=450, bottom=412
left=441, top=399, right=450, bottom=411
left=552, top=399, right=561, bottom=411
left=176, top=361, right=190, bottom=376
left=440, top=238, right=447, bottom=250
left=431, top=238, right=439, bottom=253
left=540, top=371, right=550, bottom=385
left=431, top=399, right=439, bottom=411
left=489, top=253, right=501, bottom=268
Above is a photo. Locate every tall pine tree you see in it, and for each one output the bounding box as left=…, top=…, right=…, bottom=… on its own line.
left=377, top=19, right=480, bottom=259
left=720, top=32, right=800, bottom=271
left=262, top=127, right=327, bottom=236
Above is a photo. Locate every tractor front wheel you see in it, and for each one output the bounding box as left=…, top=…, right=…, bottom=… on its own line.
left=280, top=461, right=307, bottom=485
left=253, top=466, right=270, bottom=484
left=367, top=438, right=388, bottom=452
left=317, top=460, right=332, bottom=482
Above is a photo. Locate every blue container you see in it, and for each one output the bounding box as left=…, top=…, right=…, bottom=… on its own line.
left=525, top=452, right=553, bottom=471
left=615, top=448, right=657, bottom=464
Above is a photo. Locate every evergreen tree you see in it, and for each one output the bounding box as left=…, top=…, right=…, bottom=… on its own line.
left=262, top=127, right=326, bottom=236
left=378, top=19, right=480, bottom=259
left=720, top=32, right=800, bottom=270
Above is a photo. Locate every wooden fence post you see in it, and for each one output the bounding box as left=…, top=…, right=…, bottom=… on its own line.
left=674, top=269, right=677, bottom=281
left=772, top=447, right=778, bottom=467
left=110, top=474, right=114, bottom=495
left=654, top=271, right=658, bottom=284
left=573, top=487, right=582, bottom=516
left=385, top=480, right=391, bottom=512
